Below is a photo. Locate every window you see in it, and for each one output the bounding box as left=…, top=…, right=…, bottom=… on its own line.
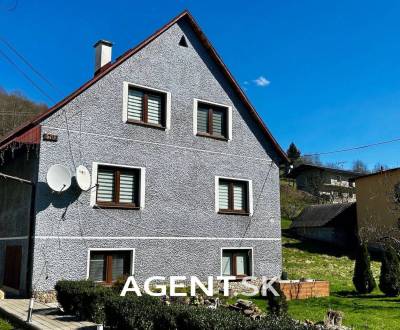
left=221, top=249, right=252, bottom=277
left=123, top=82, right=171, bottom=129
left=88, top=250, right=132, bottom=284
left=194, top=99, right=232, bottom=140
left=95, top=165, right=142, bottom=208
left=217, top=178, right=250, bottom=214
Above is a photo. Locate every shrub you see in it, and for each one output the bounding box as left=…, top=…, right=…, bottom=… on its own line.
left=55, top=280, right=115, bottom=323
left=379, top=246, right=400, bottom=297
left=266, top=283, right=288, bottom=316
left=352, top=242, right=376, bottom=294
left=55, top=280, right=96, bottom=315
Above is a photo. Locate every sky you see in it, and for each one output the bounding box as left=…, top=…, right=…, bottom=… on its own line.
left=1, top=0, right=400, bottom=170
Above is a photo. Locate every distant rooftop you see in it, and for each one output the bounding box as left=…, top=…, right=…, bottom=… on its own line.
left=287, top=163, right=362, bottom=179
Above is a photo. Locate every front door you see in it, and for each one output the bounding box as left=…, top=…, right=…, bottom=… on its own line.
left=3, top=245, right=22, bottom=290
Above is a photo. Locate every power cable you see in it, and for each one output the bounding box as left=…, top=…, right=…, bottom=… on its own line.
left=304, top=137, right=400, bottom=157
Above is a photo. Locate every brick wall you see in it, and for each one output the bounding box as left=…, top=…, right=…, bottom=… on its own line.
left=278, top=280, right=329, bottom=300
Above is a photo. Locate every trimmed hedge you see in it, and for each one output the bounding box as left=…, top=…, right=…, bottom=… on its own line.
left=55, top=280, right=313, bottom=330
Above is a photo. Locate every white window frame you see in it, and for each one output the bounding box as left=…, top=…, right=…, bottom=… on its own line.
left=220, top=247, right=254, bottom=277
left=90, top=162, right=146, bottom=209
left=122, top=81, right=171, bottom=130
left=193, top=98, right=232, bottom=140
left=215, top=176, right=253, bottom=215
left=86, top=248, right=135, bottom=280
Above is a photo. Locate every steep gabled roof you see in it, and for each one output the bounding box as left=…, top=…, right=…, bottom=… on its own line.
left=0, top=10, right=289, bottom=163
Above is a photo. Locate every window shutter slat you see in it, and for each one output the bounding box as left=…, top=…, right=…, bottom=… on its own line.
left=222, top=252, right=232, bottom=276
left=197, top=107, right=209, bottom=133
left=97, top=170, right=115, bottom=202
left=119, top=172, right=136, bottom=204
left=233, top=183, right=245, bottom=210
left=127, top=89, right=143, bottom=121
left=111, top=253, right=126, bottom=281
left=219, top=182, right=229, bottom=210
left=147, top=94, right=162, bottom=125
left=212, top=110, right=224, bottom=136
left=89, top=254, right=105, bottom=282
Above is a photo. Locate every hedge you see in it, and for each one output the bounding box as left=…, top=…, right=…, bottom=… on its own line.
left=55, top=280, right=314, bottom=330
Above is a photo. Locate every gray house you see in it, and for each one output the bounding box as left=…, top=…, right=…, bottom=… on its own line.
left=287, top=164, right=359, bottom=204
left=0, top=11, right=288, bottom=296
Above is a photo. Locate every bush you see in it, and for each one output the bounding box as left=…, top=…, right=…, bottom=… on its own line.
left=379, top=246, right=400, bottom=297
left=266, top=283, right=288, bottom=316
left=56, top=280, right=312, bottom=330
left=55, top=280, right=96, bottom=315
left=55, top=280, right=115, bottom=323
left=352, top=243, right=376, bottom=294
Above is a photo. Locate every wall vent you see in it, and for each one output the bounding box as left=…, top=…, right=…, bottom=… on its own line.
left=179, top=36, right=188, bottom=47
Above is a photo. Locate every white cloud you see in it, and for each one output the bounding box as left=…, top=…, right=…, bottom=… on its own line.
left=253, top=76, right=270, bottom=87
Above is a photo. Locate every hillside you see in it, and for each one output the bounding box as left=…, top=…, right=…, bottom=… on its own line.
left=0, top=88, right=47, bottom=138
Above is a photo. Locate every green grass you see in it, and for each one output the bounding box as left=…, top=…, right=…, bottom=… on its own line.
left=231, top=218, right=400, bottom=329
left=0, top=318, right=13, bottom=330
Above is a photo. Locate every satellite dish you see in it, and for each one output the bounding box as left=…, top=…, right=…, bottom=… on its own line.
left=46, top=164, right=72, bottom=192
left=76, top=165, right=91, bottom=191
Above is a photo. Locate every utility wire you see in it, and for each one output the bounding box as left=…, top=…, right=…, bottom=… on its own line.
left=0, top=48, right=55, bottom=103
left=303, top=137, right=400, bottom=157
left=0, top=36, right=58, bottom=92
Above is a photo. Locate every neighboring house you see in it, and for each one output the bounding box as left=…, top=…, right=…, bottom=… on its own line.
left=287, top=164, right=359, bottom=204
left=0, top=11, right=288, bottom=296
left=355, top=168, right=400, bottom=248
left=290, top=203, right=357, bottom=248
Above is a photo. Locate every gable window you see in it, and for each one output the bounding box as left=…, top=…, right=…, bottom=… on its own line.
left=91, top=163, right=146, bottom=209
left=217, top=178, right=252, bottom=215
left=88, top=250, right=132, bottom=284
left=221, top=249, right=252, bottom=277
left=194, top=99, right=232, bottom=140
left=123, top=82, right=171, bottom=129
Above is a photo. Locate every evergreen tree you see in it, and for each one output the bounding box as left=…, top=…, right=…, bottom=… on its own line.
left=353, top=243, right=376, bottom=294
left=379, top=246, right=400, bottom=297
left=286, top=143, right=301, bottom=163
left=266, top=282, right=288, bottom=315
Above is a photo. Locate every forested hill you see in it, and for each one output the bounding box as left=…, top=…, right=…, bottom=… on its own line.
left=0, top=87, right=47, bottom=138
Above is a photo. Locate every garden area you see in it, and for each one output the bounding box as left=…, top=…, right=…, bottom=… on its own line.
left=278, top=218, right=400, bottom=329
left=0, top=318, right=12, bottom=330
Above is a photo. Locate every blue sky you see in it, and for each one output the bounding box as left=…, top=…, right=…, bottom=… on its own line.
left=1, top=0, right=400, bottom=170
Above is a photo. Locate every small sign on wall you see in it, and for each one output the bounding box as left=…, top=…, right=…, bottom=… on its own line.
left=42, top=133, right=58, bottom=142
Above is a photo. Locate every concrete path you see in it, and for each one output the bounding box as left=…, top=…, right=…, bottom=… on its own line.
left=0, top=299, right=96, bottom=329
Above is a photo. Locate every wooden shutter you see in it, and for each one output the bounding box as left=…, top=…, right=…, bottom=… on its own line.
left=127, top=89, right=143, bottom=121
left=219, top=181, right=229, bottom=210
left=119, top=171, right=136, bottom=204
left=197, top=107, right=209, bottom=133
left=97, top=169, right=115, bottom=202
left=147, top=94, right=162, bottom=125
left=212, top=109, right=225, bottom=136
left=89, top=253, right=106, bottom=282
left=233, top=182, right=245, bottom=210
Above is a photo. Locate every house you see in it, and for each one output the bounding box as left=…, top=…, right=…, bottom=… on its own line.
left=287, top=164, right=359, bottom=204
left=290, top=203, right=357, bottom=247
left=355, top=168, right=400, bottom=249
left=0, top=11, right=288, bottom=296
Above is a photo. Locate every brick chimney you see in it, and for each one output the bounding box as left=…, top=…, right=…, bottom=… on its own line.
left=93, top=40, right=113, bottom=75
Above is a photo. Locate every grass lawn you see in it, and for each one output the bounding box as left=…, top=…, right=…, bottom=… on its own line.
left=0, top=318, right=13, bottom=330
left=232, top=218, right=400, bottom=329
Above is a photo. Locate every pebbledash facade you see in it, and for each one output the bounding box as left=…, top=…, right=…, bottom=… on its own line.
left=0, top=11, right=288, bottom=296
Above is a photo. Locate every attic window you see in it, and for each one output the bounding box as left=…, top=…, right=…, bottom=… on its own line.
left=179, top=36, right=188, bottom=47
